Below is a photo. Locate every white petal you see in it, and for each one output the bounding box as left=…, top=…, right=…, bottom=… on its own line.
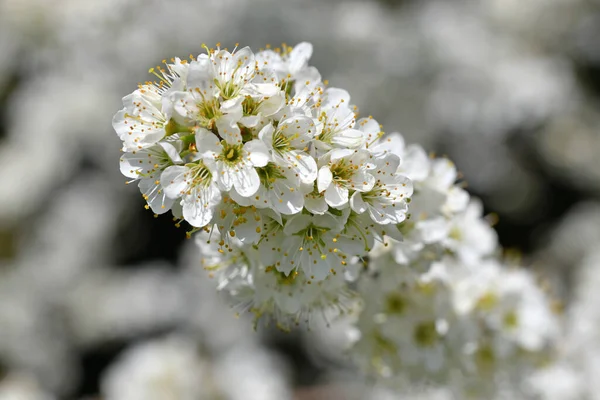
left=232, top=212, right=262, bottom=244
left=283, top=214, right=312, bottom=235
left=258, top=123, right=276, bottom=148
left=286, top=151, right=317, bottom=184
left=331, top=128, right=365, bottom=148
left=302, top=250, right=332, bottom=281
left=231, top=164, right=260, bottom=197
left=244, top=140, right=270, bottom=167
left=446, top=187, right=469, bottom=213
left=187, top=57, right=215, bottom=92
left=239, top=115, right=261, bottom=128
left=229, top=186, right=253, bottom=207
left=216, top=161, right=233, bottom=191
left=170, top=91, right=199, bottom=121
left=195, top=128, right=222, bottom=156
left=288, top=42, right=313, bottom=74
left=160, top=166, right=189, bottom=199
left=304, top=194, right=328, bottom=215
left=257, top=92, right=285, bottom=116
left=119, top=151, right=157, bottom=179
left=158, top=142, right=183, bottom=164
left=350, top=192, right=367, bottom=214
left=182, top=192, right=216, bottom=228
left=293, top=66, right=321, bottom=92
left=356, top=117, right=381, bottom=138
left=220, top=96, right=244, bottom=118
left=350, top=170, right=376, bottom=192
left=322, top=88, right=351, bottom=108
left=325, top=184, right=349, bottom=208
left=373, top=132, right=406, bottom=156
left=277, top=236, right=304, bottom=275
left=272, top=180, right=304, bottom=215
left=329, top=148, right=354, bottom=162
left=401, top=144, right=430, bottom=182
left=216, top=117, right=242, bottom=144
left=278, top=116, right=317, bottom=142
left=139, top=178, right=174, bottom=214
left=171, top=200, right=183, bottom=219
left=112, top=109, right=165, bottom=151
left=232, top=47, right=255, bottom=82
left=317, top=167, right=333, bottom=193
left=368, top=204, right=394, bottom=225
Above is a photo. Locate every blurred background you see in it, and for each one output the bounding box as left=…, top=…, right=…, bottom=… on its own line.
left=1, top=0, right=599, bottom=398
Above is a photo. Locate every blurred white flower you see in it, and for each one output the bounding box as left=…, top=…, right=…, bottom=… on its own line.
left=101, top=336, right=208, bottom=400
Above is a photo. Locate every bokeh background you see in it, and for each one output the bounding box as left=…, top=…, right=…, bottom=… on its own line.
left=1, top=0, right=599, bottom=398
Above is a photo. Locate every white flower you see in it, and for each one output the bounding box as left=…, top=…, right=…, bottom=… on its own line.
left=212, top=197, right=280, bottom=244
left=317, top=149, right=375, bottom=208
left=239, top=93, right=285, bottom=129
left=230, top=162, right=303, bottom=215
left=527, top=363, right=584, bottom=400
left=196, top=127, right=270, bottom=197
left=170, top=46, right=281, bottom=132
left=258, top=116, right=318, bottom=184
left=251, top=266, right=356, bottom=328
left=369, top=132, right=430, bottom=183
left=113, top=85, right=172, bottom=152
left=255, top=42, right=315, bottom=81
left=313, top=88, right=365, bottom=153
left=272, top=212, right=349, bottom=281
left=451, top=259, right=559, bottom=354
left=442, top=199, right=497, bottom=264
left=195, top=227, right=355, bottom=329
left=350, top=153, right=413, bottom=224
left=356, top=116, right=383, bottom=147
left=120, top=141, right=183, bottom=214
left=353, top=260, right=454, bottom=379
left=161, top=158, right=221, bottom=228
left=302, top=182, right=328, bottom=215
left=101, top=336, right=207, bottom=400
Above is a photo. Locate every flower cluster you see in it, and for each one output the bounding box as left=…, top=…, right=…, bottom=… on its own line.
left=114, top=42, right=413, bottom=325
left=350, top=145, right=560, bottom=396
left=113, top=42, right=561, bottom=395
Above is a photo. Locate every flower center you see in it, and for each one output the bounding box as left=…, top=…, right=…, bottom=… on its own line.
left=330, top=159, right=356, bottom=185
left=186, top=161, right=213, bottom=190
left=281, top=79, right=295, bottom=98
left=362, top=183, right=390, bottom=201
left=272, top=129, right=295, bottom=153
left=257, top=163, right=285, bottom=189
left=165, top=118, right=192, bottom=136
left=220, top=142, right=244, bottom=164
left=196, top=98, right=222, bottom=129
left=476, top=292, right=498, bottom=311
left=503, top=310, right=519, bottom=330
left=317, top=111, right=337, bottom=144
left=242, top=96, right=260, bottom=116
left=385, top=293, right=406, bottom=315
left=216, top=79, right=240, bottom=100
left=413, top=321, right=439, bottom=347
left=448, top=226, right=463, bottom=241
left=265, top=266, right=298, bottom=285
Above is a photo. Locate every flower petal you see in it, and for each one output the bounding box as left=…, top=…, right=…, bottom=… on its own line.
left=231, top=164, right=260, bottom=197
left=244, top=140, right=270, bottom=167
left=160, top=166, right=189, bottom=199
left=350, top=191, right=368, bottom=214
left=325, top=183, right=349, bottom=208
left=317, top=166, right=333, bottom=193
